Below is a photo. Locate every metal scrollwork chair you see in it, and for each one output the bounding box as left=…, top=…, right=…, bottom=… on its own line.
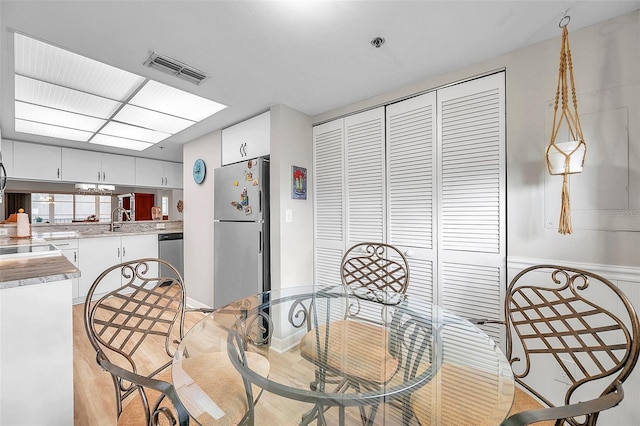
left=84, top=258, right=268, bottom=426
left=296, top=242, right=411, bottom=424
left=497, top=265, right=639, bottom=426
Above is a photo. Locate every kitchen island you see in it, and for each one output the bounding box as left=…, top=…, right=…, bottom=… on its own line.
left=0, top=239, right=80, bottom=426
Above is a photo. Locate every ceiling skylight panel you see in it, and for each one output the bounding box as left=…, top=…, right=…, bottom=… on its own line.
left=90, top=134, right=154, bottom=151
left=15, top=119, right=93, bottom=142
left=113, top=104, right=195, bottom=134
left=129, top=80, right=227, bottom=122
left=15, top=75, right=121, bottom=119
left=100, top=122, right=171, bottom=144
left=15, top=101, right=106, bottom=132
left=14, top=32, right=144, bottom=101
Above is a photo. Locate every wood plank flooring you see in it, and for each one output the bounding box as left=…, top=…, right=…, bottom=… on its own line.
left=73, top=303, right=414, bottom=425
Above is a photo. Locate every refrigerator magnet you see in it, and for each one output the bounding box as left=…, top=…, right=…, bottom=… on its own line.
left=244, top=206, right=252, bottom=215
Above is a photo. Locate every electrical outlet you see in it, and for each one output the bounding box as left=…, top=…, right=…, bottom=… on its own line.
left=156, top=223, right=166, bottom=229
left=0, top=228, right=7, bottom=236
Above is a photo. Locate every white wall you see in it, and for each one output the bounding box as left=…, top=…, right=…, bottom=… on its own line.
left=183, top=130, right=220, bottom=307
left=183, top=105, right=313, bottom=308
left=314, top=11, right=640, bottom=270
left=269, top=104, right=314, bottom=290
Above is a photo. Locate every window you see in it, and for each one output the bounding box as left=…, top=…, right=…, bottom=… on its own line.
left=161, top=196, right=169, bottom=217
left=31, top=193, right=111, bottom=223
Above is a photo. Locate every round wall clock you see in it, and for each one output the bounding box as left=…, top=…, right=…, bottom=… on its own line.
left=192, top=158, right=206, bottom=184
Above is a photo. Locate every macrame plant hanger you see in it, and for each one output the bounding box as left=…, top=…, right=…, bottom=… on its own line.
left=545, top=14, right=587, bottom=235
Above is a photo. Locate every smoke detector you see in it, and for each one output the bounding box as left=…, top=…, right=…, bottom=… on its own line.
left=144, top=52, right=210, bottom=85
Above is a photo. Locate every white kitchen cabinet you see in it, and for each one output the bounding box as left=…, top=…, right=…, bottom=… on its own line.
left=162, top=161, right=183, bottom=188
left=221, top=111, right=270, bottom=165
left=1, top=139, right=14, bottom=177
left=135, top=158, right=182, bottom=189
left=78, top=234, right=158, bottom=301
left=54, top=239, right=80, bottom=300
left=61, top=148, right=135, bottom=185
left=12, top=141, right=61, bottom=181
left=60, top=149, right=101, bottom=183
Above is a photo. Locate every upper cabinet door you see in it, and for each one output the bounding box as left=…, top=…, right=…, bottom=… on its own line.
left=221, top=111, right=270, bottom=165
left=135, top=158, right=164, bottom=187
left=163, top=161, right=183, bottom=189
left=344, top=107, right=386, bottom=246
left=61, top=148, right=101, bottom=183
left=12, top=142, right=61, bottom=181
left=101, top=153, right=135, bottom=186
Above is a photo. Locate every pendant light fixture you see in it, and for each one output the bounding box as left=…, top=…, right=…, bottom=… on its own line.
left=545, top=14, right=587, bottom=235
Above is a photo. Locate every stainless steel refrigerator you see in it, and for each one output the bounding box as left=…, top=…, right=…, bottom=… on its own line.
left=213, top=158, right=270, bottom=308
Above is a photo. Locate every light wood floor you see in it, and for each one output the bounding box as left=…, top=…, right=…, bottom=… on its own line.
left=73, top=303, right=413, bottom=425
left=73, top=302, right=205, bottom=425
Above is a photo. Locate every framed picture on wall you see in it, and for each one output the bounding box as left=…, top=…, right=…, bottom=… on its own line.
left=291, top=166, right=307, bottom=200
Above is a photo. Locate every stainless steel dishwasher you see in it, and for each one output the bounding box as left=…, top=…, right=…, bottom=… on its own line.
left=158, top=232, right=184, bottom=281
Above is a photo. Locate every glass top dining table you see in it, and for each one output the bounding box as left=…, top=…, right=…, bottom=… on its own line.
left=172, top=285, right=514, bottom=425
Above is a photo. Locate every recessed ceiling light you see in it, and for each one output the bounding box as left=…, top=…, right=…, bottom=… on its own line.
left=113, top=104, right=195, bottom=134
left=15, top=75, right=122, bottom=119
left=100, top=121, right=171, bottom=144
left=13, top=32, right=227, bottom=151
left=15, top=101, right=106, bottom=132
left=129, top=80, right=227, bottom=122
left=15, top=32, right=144, bottom=101
left=89, top=134, right=154, bottom=151
left=15, top=119, right=93, bottom=141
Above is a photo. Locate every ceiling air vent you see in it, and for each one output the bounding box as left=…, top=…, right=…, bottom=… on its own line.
left=144, top=52, right=210, bottom=85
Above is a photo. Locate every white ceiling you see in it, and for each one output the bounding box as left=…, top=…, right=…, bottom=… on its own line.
left=2, top=0, right=639, bottom=162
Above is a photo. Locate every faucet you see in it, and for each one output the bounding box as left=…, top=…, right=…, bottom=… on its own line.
left=110, top=206, right=131, bottom=232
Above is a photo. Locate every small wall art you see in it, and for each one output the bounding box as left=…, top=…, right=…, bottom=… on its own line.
left=291, top=166, right=307, bottom=200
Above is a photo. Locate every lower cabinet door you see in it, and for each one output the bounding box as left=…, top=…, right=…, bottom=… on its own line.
left=78, top=236, right=122, bottom=299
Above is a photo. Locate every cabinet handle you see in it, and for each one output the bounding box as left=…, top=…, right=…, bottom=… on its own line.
left=103, top=171, right=106, bottom=181
left=98, top=171, right=101, bottom=181
left=123, top=247, right=126, bottom=257
left=57, top=168, right=60, bottom=178
left=404, top=249, right=415, bottom=257
left=74, top=251, right=77, bottom=263
left=117, top=247, right=120, bottom=258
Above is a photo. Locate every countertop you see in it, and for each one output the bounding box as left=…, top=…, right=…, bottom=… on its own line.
left=0, top=250, right=80, bottom=290
left=0, top=221, right=182, bottom=289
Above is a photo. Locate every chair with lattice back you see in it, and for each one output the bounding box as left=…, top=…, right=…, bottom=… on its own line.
left=298, top=242, right=410, bottom=424
left=499, top=265, right=640, bottom=426
left=84, top=258, right=266, bottom=426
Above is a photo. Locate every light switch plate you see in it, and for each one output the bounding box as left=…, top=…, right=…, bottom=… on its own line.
left=285, top=210, right=292, bottom=223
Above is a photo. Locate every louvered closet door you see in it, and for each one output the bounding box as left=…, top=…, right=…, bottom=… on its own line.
left=345, top=107, right=386, bottom=247
left=386, top=92, right=437, bottom=307
left=436, top=72, right=506, bottom=345
left=313, top=119, right=345, bottom=287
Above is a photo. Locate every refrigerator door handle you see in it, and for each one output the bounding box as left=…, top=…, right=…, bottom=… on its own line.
left=259, top=230, right=263, bottom=254
left=259, top=190, right=262, bottom=213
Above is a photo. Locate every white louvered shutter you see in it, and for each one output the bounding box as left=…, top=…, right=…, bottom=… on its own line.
left=345, top=107, right=386, bottom=246
left=313, top=119, right=345, bottom=287
left=386, top=92, right=437, bottom=307
left=436, top=72, right=506, bottom=344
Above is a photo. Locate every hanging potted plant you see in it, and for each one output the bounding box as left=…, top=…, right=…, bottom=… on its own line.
left=545, top=15, right=587, bottom=234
